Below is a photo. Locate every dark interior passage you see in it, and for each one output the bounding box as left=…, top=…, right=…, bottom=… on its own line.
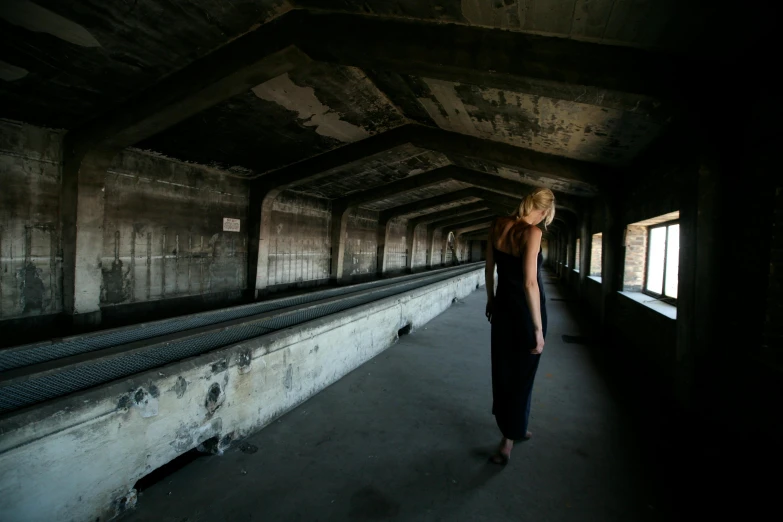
left=0, top=2, right=780, bottom=520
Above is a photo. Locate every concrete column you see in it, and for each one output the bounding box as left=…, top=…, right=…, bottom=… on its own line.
left=246, top=186, right=282, bottom=299
left=600, top=195, right=625, bottom=331
left=439, top=229, right=450, bottom=265
left=579, top=207, right=592, bottom=292
left=330, top=204, right=350, bottom=281
left=567, top=228, right=575, bottom=270
left=61, top=148, right=116, bottom=327
left=376, top=217, right=392, bottom=275
left=404, top=222, right=417, bottom=271
left=425, top=225, right=436, bottom=267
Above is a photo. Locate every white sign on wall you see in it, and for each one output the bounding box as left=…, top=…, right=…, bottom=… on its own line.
left=223, top=218, right=241, bottom=232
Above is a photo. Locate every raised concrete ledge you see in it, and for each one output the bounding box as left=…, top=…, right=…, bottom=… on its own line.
left=0, top=268, right=484, bottom=522
left=618, top=291, right=677, bottom=320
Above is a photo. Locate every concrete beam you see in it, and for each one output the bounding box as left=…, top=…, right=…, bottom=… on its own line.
left=334, top=163, right=579, bottom=216
left=406, top=202, right=493, bottom=226
left=378, top=187, right=519, bottom=223
left=332, top=165, right=454, bottom=208
left=59, top=15, right=313, bottom=318
left=409, top=128, right=604, bottom=193
left=446, top=166, right=581, bottom=215
left=248, top=125, right=416, bottom=295
left=461, top=231, right=490, bottom=241
left=454, top=222, right=493, bottom=236
left=251, top=128, right=584, bottom=292
left=447, top=218, right=495, bottom=236
left=375, top=187, right=520, bottom=272
left=427, top=211, right=499, bottom=232
left=69, top=12, right=310, bottom=149
left=296, top=11, right=690, bottom=103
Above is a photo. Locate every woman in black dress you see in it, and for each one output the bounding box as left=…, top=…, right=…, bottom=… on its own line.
left=484, top=188, right=555, bottom=465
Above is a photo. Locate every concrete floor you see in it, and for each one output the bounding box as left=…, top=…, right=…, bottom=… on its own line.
left=124, top=274, right=671, bottom=522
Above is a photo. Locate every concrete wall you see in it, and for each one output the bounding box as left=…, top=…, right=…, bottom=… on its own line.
left=1, top=120, right=475, bottom=344
left=267, top=192, right=330, bottom=287
left=412, top=224, right=428, bottom=267
left=613, top=293, right=677, bottom=382
left=385, top=218, right=407, bottom=271
left=431, top=228, right=444, bottom=265
left=101, top=150, right=248, bottom=307
left=0, top=120, right=63, bottom=322
left=584, top=276, right=602, bottom=322
left=343, top=208, right=377, bottom=278
left=0, top=268, right=485, bottom=522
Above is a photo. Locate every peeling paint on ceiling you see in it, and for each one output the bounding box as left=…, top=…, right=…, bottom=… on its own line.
left=0, top=1, right=101, bottom=47
left=253, top=73, right=370, bottom=142
left=417, top=77, right=663, bottom=165
left=138, top=63, right=406, bottom=175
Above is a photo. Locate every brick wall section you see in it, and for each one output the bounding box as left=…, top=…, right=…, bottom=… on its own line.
left=590, top=233, right=602, bottom=277
left=624, top=225, right=647, bottom=291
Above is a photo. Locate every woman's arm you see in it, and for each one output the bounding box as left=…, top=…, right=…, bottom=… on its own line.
left=485, top=223, right=496, bottom=322
left=522, top=226, right=545, bottom=354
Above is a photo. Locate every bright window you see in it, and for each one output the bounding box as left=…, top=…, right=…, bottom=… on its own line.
left=645, top=222, right=679, bottom=301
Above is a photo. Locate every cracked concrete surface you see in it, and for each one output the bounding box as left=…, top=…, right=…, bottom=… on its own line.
left=124, top=273, right=671, bottom=522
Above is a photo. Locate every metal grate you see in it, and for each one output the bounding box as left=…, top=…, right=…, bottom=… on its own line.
left=0, top=264, right=481, bottom=413
left=0, top=264, right=480, bottom=372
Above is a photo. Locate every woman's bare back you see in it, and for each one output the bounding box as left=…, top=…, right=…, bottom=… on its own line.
left=492, top=217, right=533, bottom=258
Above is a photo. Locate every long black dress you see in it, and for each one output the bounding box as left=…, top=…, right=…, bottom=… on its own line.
left=491, top=245, right=547, bottom=441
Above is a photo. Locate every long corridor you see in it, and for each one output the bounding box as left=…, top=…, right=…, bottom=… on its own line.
left=125, top=274, right=668, bottom=522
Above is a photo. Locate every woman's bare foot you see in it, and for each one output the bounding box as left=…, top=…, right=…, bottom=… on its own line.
left=490, top=437, right=514, bottom=465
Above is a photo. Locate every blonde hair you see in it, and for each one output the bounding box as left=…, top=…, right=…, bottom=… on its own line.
left=517, top=188, right=556, bottom=228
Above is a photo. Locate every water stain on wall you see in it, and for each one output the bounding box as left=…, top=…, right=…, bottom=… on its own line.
left=20, top=262, right=44, bottom=312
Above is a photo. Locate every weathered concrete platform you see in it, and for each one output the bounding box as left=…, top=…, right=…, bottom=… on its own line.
left=123, top=274, right=670, bottom=522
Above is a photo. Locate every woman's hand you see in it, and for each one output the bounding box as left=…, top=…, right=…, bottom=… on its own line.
left=485, top=300, right=494, bottom=323
left=530, top=329, right=544, bottom=354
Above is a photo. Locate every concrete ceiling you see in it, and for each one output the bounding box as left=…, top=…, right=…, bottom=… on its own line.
left=294, top=0, right=757, bottom=58
left=137, top=62, right=406, bottom=175
left=289, top=145, right=450, bottom=199
left=2, top=0, right=754, bottom=228
left=0, top=0, right=292, bottom=128
left=366, top=180, right=473, bottom=211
